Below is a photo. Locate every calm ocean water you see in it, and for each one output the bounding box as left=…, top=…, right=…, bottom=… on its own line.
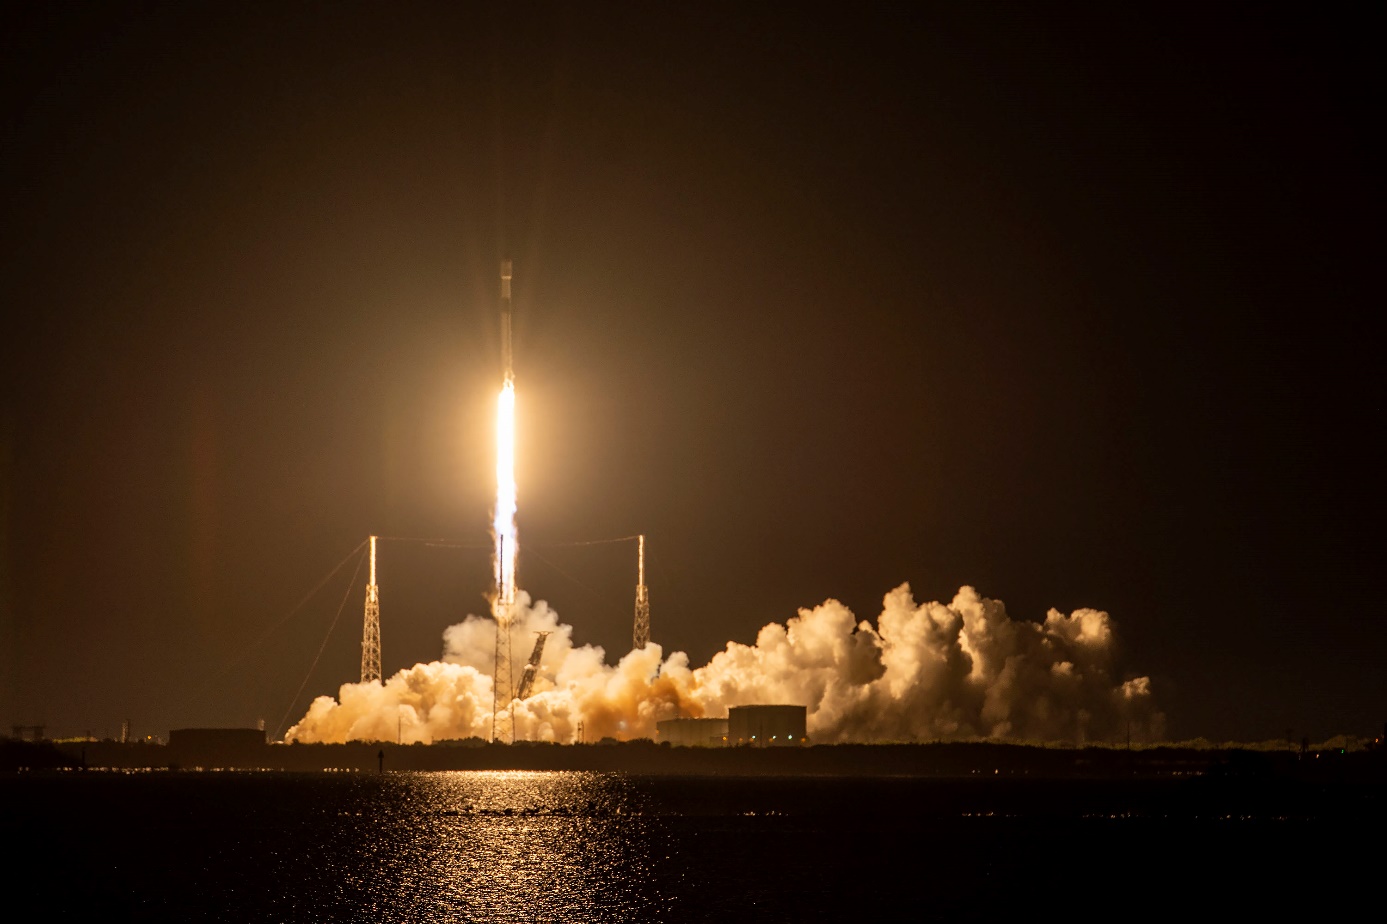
left=5, top=770, right=1376, bottom=922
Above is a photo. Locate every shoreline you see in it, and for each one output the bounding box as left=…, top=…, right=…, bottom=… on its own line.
left=7, top=737, right=1382, bottom=781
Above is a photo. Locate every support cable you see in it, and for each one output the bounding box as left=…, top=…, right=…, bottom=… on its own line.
left=186, top=540, right=367, bottom=713
left=276, top=548, right=368, bottom=740
left=376, top=534, right=640, bottom=550
left=522, top=545, right=603, bottom=598
left=376, top=536, right=492, bottom=549
left=532, top=535, right=642, bottom=548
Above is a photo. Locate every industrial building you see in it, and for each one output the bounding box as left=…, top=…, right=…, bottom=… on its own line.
left=655, top=717, right=728, bottom=747
left=727, top=705, right=807, bottom=746
left=656, top=705, right=808, bottom=747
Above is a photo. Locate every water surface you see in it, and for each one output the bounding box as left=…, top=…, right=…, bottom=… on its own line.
left=6, top=770, right=1373, bottom=921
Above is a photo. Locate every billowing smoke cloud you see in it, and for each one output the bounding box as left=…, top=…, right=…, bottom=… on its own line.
left=286, top=585, right=1162, bottom=744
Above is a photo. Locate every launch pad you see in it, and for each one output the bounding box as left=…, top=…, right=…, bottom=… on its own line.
left=343, top=260, right=655, bottom=744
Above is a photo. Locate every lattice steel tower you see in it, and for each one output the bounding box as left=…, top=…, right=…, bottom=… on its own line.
left=633, top=534, right=650, bottom=650
left=361, top=535, right=381, bottom=683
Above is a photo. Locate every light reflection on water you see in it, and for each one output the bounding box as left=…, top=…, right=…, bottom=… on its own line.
left=295, top=771, right=664, bottom=923
left=4, top=769, right=1373, bottom=922
left=378, top=771, right=660, bottom=922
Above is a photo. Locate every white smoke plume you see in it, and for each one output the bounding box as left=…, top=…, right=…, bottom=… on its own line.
left=286, top=585, right=1162, bottom=744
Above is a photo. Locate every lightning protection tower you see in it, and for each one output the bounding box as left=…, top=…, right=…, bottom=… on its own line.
left=633, top=534, right=650, bottom=650
left=361, top=535, right=381, bottom=683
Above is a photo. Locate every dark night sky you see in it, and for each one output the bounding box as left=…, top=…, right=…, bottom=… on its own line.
left=1, top=2, right=1379, bottom=743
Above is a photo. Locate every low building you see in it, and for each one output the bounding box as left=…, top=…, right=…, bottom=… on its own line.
left=656, top=717, right=728, bottom=747
left=727, top=705, right=807, bottom=746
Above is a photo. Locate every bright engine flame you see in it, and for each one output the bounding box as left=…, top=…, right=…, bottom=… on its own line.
left=493, top=378, right=518, bottom=615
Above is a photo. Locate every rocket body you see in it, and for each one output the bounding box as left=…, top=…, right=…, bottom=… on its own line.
left=500, top=259, right=514, bottom=381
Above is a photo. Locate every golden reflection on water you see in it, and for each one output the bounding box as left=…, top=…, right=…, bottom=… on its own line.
left=7, top=770, right=1354, bottom=923
left=382, top=771, right=657, bottom=922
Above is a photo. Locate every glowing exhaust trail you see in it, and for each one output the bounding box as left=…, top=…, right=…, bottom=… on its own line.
left=495, top=257, right=517, bottom=609
left=492, top=259, right=518, bottom=742
left=494, top=378, right=517, bottom=609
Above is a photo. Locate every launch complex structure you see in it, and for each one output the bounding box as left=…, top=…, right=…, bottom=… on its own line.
left=350, top=261, right=654, bottom=744
left=633, top=534, right=650, bottom=650
left=361, top=535, right=381, bottom=684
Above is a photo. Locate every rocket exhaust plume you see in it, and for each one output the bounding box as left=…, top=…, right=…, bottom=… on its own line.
left=285, top=264, right=1163, bottom=747
left=493, top=380, right=517, bottom=606
left=495, top=258, right=517, bottom=602
left=492, top=260, right=518, bottom=741
left=288, top=584, right=1163, bottom=747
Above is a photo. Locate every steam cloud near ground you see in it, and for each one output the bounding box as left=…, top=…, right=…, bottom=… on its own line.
left=286, top=585, right=1163, bottom=745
